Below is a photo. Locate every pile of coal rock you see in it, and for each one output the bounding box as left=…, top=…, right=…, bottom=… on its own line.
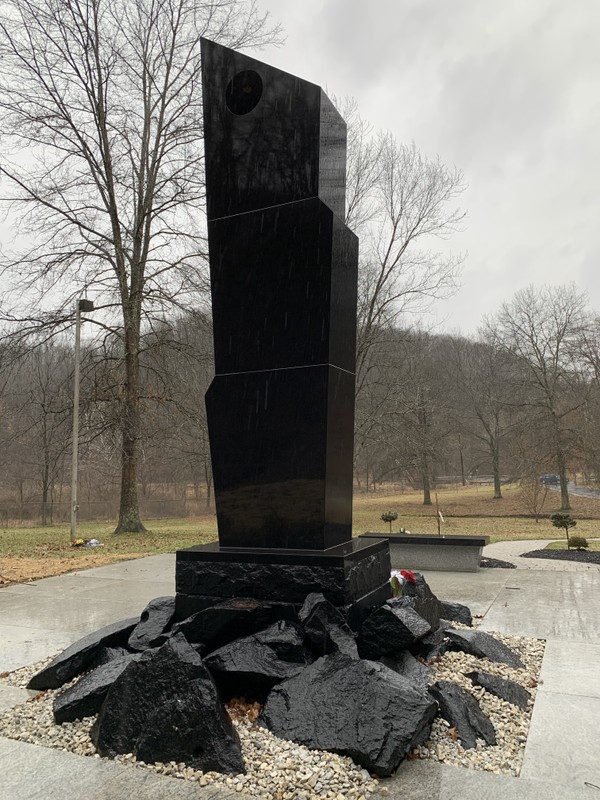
left=27, top=577, right=526, bottom=778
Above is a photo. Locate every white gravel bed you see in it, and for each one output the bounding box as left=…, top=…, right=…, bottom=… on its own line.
left=0, top=661, right=378, bottom=800
left=412, top=628, right=545, bottom=776
left=0, top=628, right=544, bottom=794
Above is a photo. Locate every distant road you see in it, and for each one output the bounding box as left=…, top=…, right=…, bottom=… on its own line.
left=548, top=481, right=600, bottom=500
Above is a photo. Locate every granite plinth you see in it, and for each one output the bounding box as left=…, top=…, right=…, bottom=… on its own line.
left=175, top=539, right=391, bottom=627
left=206, top=364, right=355, bottom=550
left=208, top=198, right=358, bottom=374
left=201, top=39, right=346, bottom=221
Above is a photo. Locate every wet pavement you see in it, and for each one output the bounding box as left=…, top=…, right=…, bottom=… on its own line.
left=1, top=543, right=599, bottom=799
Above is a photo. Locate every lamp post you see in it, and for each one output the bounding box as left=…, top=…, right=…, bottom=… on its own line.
left=70, top=298, right=94, bottom=544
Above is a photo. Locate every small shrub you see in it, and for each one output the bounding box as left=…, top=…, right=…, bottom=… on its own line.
left=567, top=536, right=589, bottom=550
left=380, top=511, right=398, bottom=533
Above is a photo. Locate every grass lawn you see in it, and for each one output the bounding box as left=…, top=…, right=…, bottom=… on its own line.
left=0, top=518, right=219, bottom=583
left=546, top=540, right=600, bottom=551
left=352, top=483, right=600, bottom=543
left=1, top=484, right=598, bottom=583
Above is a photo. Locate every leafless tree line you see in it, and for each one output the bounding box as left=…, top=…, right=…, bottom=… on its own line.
left=0, top=0, right=467, bottom=532
left=354, top=284, right=598, bottom=514
left=0, top=283, right=598, bottom=524
left=0, top=310, right=215, bottom=524
left=2, top=0, right=593, bottom=531
left=0, top=0, right=282, bottom=531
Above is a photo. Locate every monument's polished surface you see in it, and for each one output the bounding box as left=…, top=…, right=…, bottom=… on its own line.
left=202, top=40, right=346, bottom=222
left=206, top=364, right=354, bottom=550
left=208, top=197, right=358, bottom=375
left=175, top=39, right=390, bottom=622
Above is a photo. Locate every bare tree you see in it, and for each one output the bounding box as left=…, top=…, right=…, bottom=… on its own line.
left=0, top=0, right=281, bottom=532
left=0, top=339, right=72, bottom=523
left=443, top=333, right=518, bottom=499
left=575, top=315, right=600, bottom=483
left=486, top=284, right=588, bottom=510
left=361, top=330, right=454, bottom=503
left=342, top=111, right=466, bottom=394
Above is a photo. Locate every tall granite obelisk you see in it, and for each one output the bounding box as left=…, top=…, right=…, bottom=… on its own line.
left=175, top=40, right=390, bottom=624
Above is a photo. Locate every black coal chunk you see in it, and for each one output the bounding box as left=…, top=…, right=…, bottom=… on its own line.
left=466, top=670, right=531, bottom=710
left=446, top=629, right=524, bottom=669
left=53, top=653, right=142, bottom=723
left=259, top=653, right=437, bottom=776
left=128, top=596, right=176, bottom=651
left=439, top=600, right=473, bottom=627
left=27, top=617, right=139, bottom=690
left=379, top=651, right=431, bottom=690
left=298, top=593, right=358, bottom=658
left=358, top=604, right=431, bottom=659
left=171, top=598, right=296, bottom=654
left=90, top=646, right=132, bottom=669
left=429, top=680, right=496, bottom=749
left=91, top=633, right=245, bottom=775
left=410, top=620, right=455, bottom=661
left=204, top=620, right=310, bottom=700
left=394, top=574, right=442, bottom=630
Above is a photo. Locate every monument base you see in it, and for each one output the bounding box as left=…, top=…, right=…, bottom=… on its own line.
left=175, top=538, right=391, bottom=630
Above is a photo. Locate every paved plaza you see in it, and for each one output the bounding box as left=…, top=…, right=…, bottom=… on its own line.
left=1, top=541, right=599, bottom=799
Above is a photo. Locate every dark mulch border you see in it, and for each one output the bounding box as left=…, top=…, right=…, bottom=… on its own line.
left=521, top=549, right=600, bottom=565
left=480, top=557, right=517, bottom=569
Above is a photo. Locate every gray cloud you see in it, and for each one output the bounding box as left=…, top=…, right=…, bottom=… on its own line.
left=261, top=0, right=600, bottom=331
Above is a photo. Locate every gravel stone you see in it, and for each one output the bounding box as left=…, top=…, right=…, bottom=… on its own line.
left=0, top=621, right=545, bottom=792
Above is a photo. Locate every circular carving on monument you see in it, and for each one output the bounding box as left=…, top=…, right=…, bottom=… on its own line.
left=225, top=70, right=263, bottom=115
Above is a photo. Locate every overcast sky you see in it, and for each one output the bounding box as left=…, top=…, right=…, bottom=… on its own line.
left=259, top=0, right=600, bottom=334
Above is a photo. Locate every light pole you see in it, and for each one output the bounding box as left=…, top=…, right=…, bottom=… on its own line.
left=70, top=298, right=94, bottom=544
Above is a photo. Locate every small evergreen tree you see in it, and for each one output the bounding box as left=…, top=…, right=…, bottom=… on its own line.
left=550, top=512, right=577, bottom=546
left=381, top=511, right=398, bottom=533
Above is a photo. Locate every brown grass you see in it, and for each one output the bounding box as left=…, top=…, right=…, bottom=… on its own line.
left=352, top=484, right=600, bottom=543
left=1, top=484, right=598, bottom=584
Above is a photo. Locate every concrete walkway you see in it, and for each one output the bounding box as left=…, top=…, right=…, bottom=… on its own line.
left=1, top=545, right=599, bottom=799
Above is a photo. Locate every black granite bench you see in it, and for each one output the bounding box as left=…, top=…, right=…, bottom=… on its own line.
left=358, top=533, right=490, bottom=573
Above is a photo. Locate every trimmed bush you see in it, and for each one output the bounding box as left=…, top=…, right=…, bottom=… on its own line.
left=567, top=536, right=589, bottom=550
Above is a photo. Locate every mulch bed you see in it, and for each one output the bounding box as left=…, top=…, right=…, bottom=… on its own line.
left=480, top=557, right=517, bottom=569
left=520, top=549, right=600, bottom=565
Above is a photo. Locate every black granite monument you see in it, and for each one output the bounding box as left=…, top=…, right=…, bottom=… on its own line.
left=175, top=40, right=390, bottom=626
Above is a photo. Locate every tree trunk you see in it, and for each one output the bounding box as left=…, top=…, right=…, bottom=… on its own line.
left=204, top=459, right=212, bottom=509
left=459, top=442, right=466, bottom=486
left=41, top=463, right=49, bottom=526
left=554, top=416, right=570, bottom=510
left=422, top=461, right=432, bottom=506
left=558, top=465, right=570, bottom=510
left=355, top=468, right=362, bottom=490
left=418, top=396, right=432, bottom=505
left=114, top=320, right=146, bottom=534
left=491, top=444, right=502, bottom=500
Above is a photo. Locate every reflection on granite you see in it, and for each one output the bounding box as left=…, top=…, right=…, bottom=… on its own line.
left=201, top=38, right=346, bottom=221
left=206, top=364, right=354, bottom=550
left=209, top=198, right=358, bottom=374
left=199, top=39, right=364, bottom=558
